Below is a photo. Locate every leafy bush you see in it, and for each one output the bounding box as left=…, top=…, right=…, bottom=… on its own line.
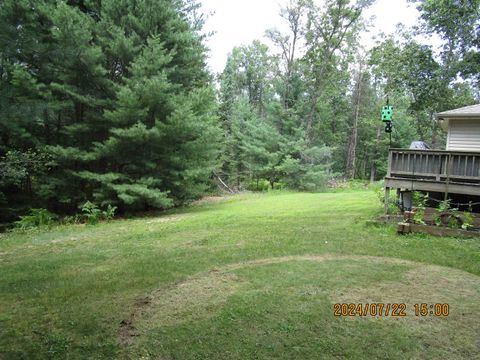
left=413, top=211, right=426, bottom=225
left=438, top=199, right=455, bottom=212
left=103, top=204, right=117, bottom=221
left=411, top=193, right=476, bottom=230
left=434, top=200, right=475, bottom=230
left=246, top=179, right=271, bottom=191
left=412, top=191, right=429, bottom=208
left=61, top=215, right=83, bottom=225
left=332, top=179, right=368, bottom=190
left=15, top=208, right=57, bottom=229
left=375, top=187, right=400, bottom=214
left=272, top=182, right=287, bottom=190
left=461, top=212, right=475, bottom=230
left=328, top=179, right=383, bottom=193
left=13, top=202, right=117, bottom=229
left=81, top=201, right=103, bottom=225
left=412, top=192, right=429, bottom=224
left=81, top=201, right=117, bottom=225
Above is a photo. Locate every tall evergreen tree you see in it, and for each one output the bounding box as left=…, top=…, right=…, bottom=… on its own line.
left=0, top=0, right=220, bottom=222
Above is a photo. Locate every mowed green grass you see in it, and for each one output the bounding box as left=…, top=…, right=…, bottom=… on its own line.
left=0, top=190, right=479, bottom=359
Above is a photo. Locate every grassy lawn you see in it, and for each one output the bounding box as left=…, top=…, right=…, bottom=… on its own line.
left=1, top=190, right=479, bottom=359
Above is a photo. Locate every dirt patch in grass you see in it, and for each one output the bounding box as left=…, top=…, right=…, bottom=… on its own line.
left=50, top=236, right=79, bottom=244
left=119, top=271, right=242, bottom=346
left=119, top=254, right=480, bottom=355
left=219, top=254, right=414, bottom=271
left=145, top=271, right=241, bottom=327
left=118, top=296, right=154, bottom=346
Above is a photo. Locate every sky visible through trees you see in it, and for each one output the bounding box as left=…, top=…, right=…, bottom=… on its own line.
left=201, top=0, right=423, bottom=73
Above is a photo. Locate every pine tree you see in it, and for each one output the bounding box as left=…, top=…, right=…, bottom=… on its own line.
left=65, top=0, right=220, bottom=211
left=0, top=0, right=220, bottom=221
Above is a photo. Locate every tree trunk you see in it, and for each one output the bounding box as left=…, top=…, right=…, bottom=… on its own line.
left=370, top=163, right=376, bottom=183
left=430, top=111, right=438, bottom=148
left=305, top=90, right=319, bottom=143
left=284, top=15, right=299, bottom=110
left=370, top=126, right=381, bottom=182
left=345, top=70, right=364, bottom=180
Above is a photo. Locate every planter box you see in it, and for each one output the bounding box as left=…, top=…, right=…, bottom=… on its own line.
left=397, top=222, right=480, bottom=238
left=408, top=207, right=480, bottom=229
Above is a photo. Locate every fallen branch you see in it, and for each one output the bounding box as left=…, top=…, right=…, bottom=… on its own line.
left=213, top=172, right=234, bottom=194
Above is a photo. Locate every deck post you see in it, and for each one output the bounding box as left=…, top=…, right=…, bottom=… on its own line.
left=384, top=187, right=390, bottom=215
left=445, top=154, right=453, bottom=201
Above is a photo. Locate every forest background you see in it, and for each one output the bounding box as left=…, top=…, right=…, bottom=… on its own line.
left=0, top=0, right=478, bottom=224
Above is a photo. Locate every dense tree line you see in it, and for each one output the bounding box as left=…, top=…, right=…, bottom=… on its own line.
left=218, top=0, right=478, bottom=191
left=0, top=0, right=478, bottom=224
left=0, top=0, right=220, bottom=223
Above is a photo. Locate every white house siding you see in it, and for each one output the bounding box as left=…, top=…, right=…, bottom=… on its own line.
left=447, top=119, right=480, bottom=151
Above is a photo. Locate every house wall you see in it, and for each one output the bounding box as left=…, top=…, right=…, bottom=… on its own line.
left=447, top=119, right=480, bottom=151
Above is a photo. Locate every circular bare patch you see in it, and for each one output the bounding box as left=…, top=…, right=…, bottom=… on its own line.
left=120, top=255, right=480, bottom=358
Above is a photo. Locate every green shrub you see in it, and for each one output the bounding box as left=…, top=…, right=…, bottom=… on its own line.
left=246, top=179, right=270, bottom=191
left=412, top=192, right=429, bottom=225
left=15, top=208, right=57, bottom=229
left=81, top=201, right=103, bottom=225
left=61, top=214, right=83, bottom=225
left=438, top=199, right=455, bottom=212
left=103, top=204, right=117, bottom=221
left=375, top=187, right=400, bottom=214
left=272, top=182, right=287, bottom=190
left=329, top=180, right=383, bottom=193
left=81, top=201, right=117, bottom=225
left=411, top=194, right=475, bottom=230
left=412, top=191, right=429, bottom=208
left=461, top=212, right=475, bottom=230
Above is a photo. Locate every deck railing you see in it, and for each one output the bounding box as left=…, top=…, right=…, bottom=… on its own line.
left=387, top=149, right=480, bottom=183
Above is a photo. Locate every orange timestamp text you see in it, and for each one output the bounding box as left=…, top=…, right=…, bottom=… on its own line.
left=334, top=303, right=450, bottom=317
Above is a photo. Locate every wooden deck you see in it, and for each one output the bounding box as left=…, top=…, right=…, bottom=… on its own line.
left=385, top=149, right=480, bottom=197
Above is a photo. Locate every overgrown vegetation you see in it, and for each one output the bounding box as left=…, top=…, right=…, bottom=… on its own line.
left=375, top=185, right=401, bottom=214
left=412, top=191, right=429, bottom=225
left=13, top=202, right=117, bottom=230
left=14, top=208, right=57, bottom=230
left=412, top=192, right=477, bottom=230
left=80, top=201, right=117, bottom=225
